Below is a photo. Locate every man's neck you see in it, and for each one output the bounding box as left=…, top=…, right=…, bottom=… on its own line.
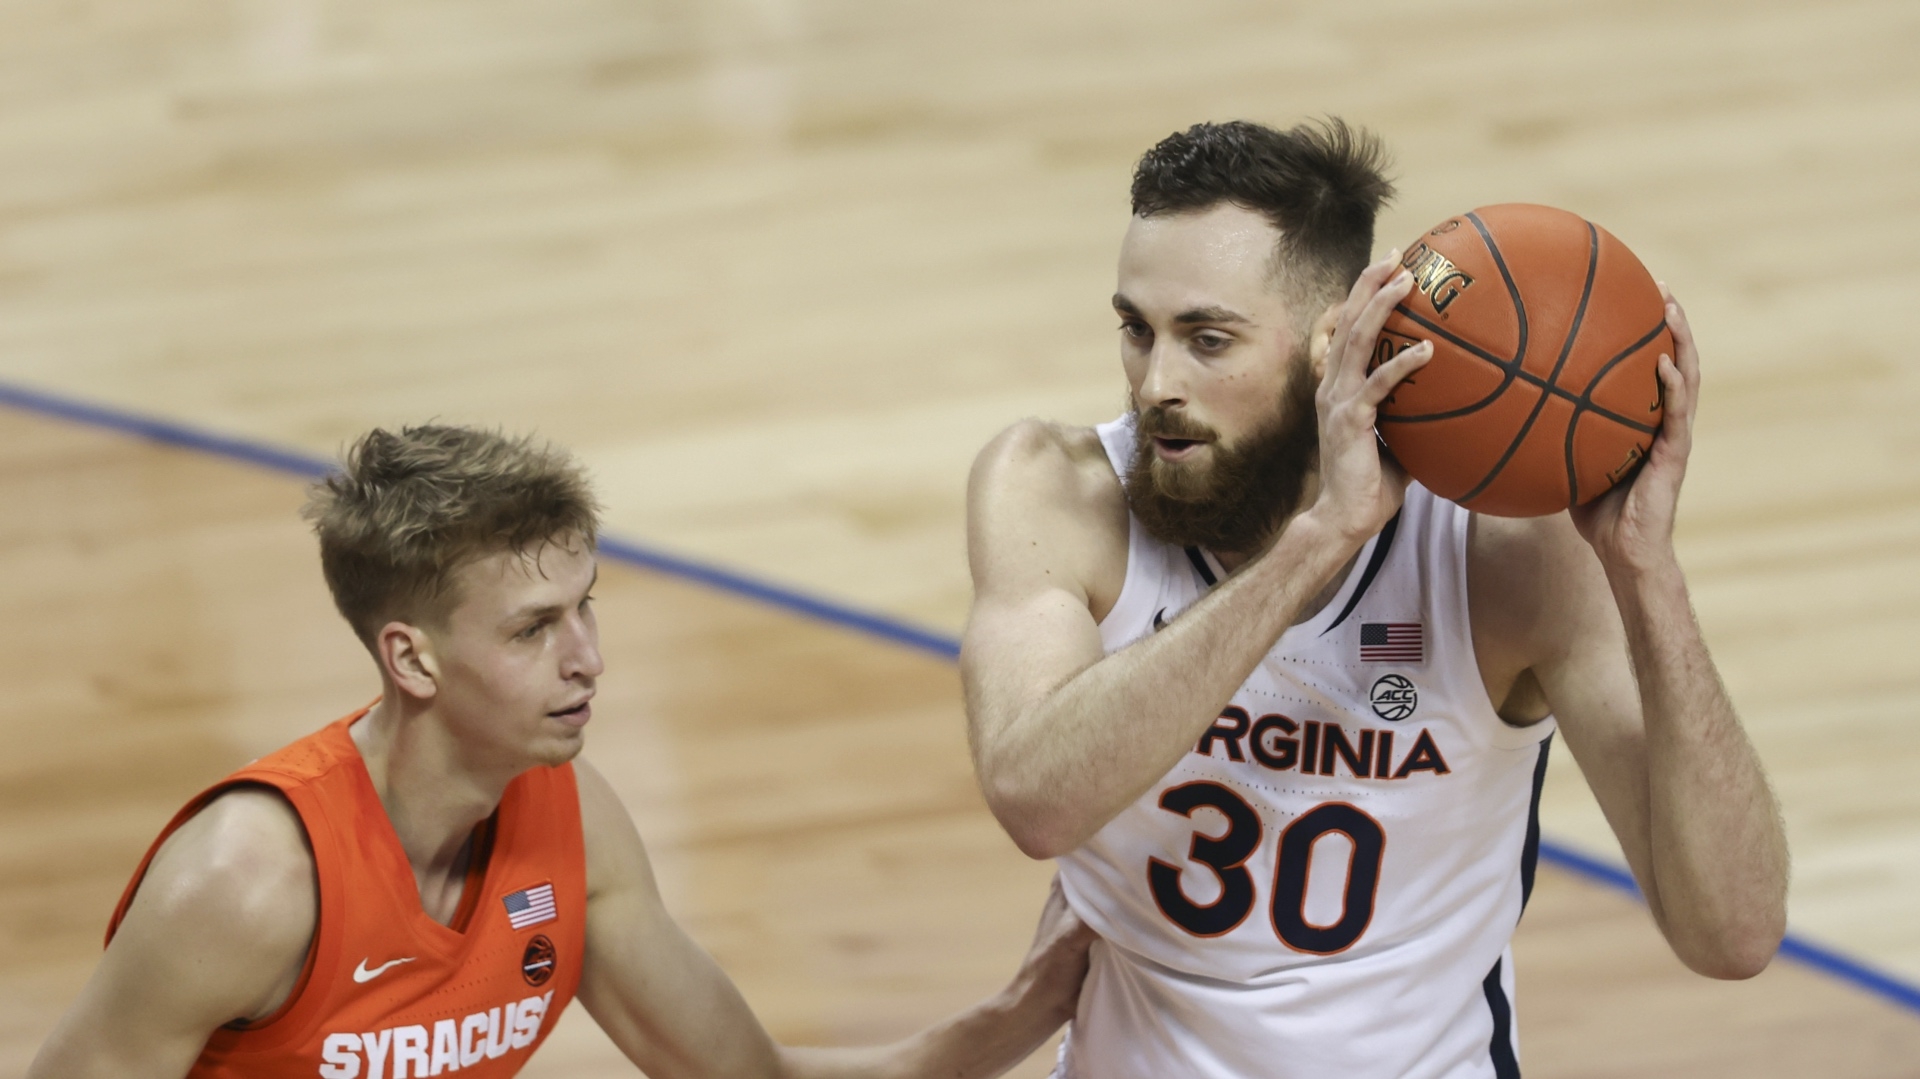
left=351, top=697, right=518, bottom=906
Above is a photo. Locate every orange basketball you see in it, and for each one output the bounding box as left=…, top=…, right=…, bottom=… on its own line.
left=1371, top=204, right=1670, bottom=517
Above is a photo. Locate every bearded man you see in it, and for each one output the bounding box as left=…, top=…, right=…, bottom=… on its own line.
left=960, top=119, right=1787, bottom=1078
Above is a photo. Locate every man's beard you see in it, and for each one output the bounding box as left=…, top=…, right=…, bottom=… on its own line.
left=1125, top=358, right=1319, bottom=556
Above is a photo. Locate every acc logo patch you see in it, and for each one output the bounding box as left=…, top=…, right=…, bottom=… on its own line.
left=1369, top=674, right=1418, bottom=721
left=521, top=934, right=556, bottom=987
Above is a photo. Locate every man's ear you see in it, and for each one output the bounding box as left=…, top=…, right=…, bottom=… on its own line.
left=1308, top=302, right=1342, bottom=379
left=374, top=621, right=440, bottom=702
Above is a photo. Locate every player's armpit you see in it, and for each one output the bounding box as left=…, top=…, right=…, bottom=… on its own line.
left=28, top=787, right=318, bottom=1079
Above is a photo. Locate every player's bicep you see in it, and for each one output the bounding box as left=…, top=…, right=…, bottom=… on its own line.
left=575, top=761, right=780, bottom=1079
left=961, top=583, right=1106, bottom=736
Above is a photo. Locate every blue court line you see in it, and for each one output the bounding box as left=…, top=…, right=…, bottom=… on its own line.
left=2, top=376, right=1915, bottom=1017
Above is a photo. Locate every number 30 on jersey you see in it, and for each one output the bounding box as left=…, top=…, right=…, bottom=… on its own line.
left=1148, top=781, right=1385, bottom=954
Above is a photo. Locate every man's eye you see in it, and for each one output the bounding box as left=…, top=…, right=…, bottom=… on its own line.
left=1193, top=333, right=1231, bottom=351
left=1119, top=320, right=1151, bottom=341
left=518, top=622, right=544, bottom=640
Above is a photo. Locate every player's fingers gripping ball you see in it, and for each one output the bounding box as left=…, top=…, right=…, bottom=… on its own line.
left=1369, top=204, right=1670, bottom=517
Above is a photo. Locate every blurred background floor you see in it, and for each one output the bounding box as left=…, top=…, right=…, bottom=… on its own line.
left=0, top=0, right=1917, bottom=1072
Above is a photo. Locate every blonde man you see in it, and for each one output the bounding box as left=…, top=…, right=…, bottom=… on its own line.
left=33, top=425, right=1091, bottom=1079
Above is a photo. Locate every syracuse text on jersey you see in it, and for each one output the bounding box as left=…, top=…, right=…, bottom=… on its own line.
left=317, top=991, right=553, bottom=1079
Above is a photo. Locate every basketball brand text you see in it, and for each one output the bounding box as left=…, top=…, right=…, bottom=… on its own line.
left=317, top=991, right=552, bottom=1078
left=1401, top=242, right=1474, bottom=315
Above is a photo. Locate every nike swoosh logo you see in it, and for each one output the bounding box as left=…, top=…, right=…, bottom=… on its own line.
left=353, top=956, right=417, bottom=984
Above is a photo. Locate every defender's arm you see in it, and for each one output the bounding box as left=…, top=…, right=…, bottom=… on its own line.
left=573, top=760, right=1092, bottom=1079
left=963, top=257, right=1429, bottom=858
left=28, top=789, right=319, bottom=1079
left=1494, top=293, right=1786, bottom=979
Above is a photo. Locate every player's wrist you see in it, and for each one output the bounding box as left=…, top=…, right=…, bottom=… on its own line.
left=1600, top=546, right=1687, bottom=610
left=1593, top=527, right=1683, bottom=583
left=1289, top=502, right=1377, bottom=555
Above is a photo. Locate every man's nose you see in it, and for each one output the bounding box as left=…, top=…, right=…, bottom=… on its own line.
left=560, top=615, right=604, bottom=681
left=1138, top=341, right=1188, bottom=409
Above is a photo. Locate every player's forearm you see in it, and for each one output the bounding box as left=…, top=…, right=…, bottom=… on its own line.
left=779, top=980, right=1068, bottom=1079
left=975, top=512, right=1361, bottom=857
left=1609, top=556, right=1787, bottom=978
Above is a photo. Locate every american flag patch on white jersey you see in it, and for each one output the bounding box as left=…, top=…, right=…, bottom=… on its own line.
left=503, top=882, right=557, bottom=930
left=1360, top=622, right=1424, bottom=663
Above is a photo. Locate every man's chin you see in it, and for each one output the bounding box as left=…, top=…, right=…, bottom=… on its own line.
left=1145, top=457, right=1219, bottom=503
left=530, top=727, right=587, bottom=768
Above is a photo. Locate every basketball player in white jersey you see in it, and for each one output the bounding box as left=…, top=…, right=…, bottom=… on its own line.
left=961, top=119, right=1789, bottom=1077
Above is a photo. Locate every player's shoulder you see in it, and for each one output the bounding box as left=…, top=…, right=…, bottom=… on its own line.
left=107, top=786, right=317, bottom=1019
left=970, top=418, right=1124, bottom=520
left=135, top=786, right=317, bottom=940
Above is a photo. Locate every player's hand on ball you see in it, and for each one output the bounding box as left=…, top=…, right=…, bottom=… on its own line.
left=1570, top=285, right=1698, bottom=572
left=1310, top=252, right=1432, bottom=542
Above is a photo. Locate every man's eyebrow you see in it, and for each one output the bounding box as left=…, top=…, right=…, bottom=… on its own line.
left=506, top=565, right=599, bottom=622
left=1173, top=306, right=1251, bottom=326
left=1110, top=295, right=1251, bottom=327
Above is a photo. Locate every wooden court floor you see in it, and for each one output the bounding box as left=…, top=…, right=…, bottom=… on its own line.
left=3, top=404, right=1917, bottom=1077
left=1, top=0, right=1919, bottom=1073
left=1, top=0, right=1917, bottom=985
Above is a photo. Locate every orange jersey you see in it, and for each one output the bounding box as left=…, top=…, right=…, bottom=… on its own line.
left=107, top=707, right=588, bottom=1079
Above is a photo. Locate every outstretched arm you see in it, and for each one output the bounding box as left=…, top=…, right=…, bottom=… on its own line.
left=1517, top=290, right=1787, bottom=978
left=573, top=760, right=1093, bottom=1079
left=27, top=789, right=318, bottom=1079
left=963, top=255, right=1431, bottom=857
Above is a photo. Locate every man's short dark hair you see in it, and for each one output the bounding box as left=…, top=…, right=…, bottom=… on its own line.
left=1131, top=118, right=1395, bottom=321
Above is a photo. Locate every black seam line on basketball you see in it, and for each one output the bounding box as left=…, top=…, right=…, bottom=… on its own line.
left=1563, top=317, right=1671, bottom=504
left=1383, top=303, right=1658, bottom=437
left=1183, top=546, right=1219, bottom=588
left=1374, top=327, right=1656, bottom=435
left=1318, top=511, right=1400, bottom=636
left=1568, top=316, right=1669, bottom=430
left=1456, top=220, right=1600, bottom=507
left=1564, top=402, right=1582, bottom=505
left=1466, top=211, right=1531, bottom=373
left=1383, top=305, right=1522, bottom=421
left=1369, top=211, right=1536, bottom=423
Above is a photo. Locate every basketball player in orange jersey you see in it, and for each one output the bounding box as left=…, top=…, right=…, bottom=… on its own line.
left=962, top=120, right=1789, bottom=1077
left=30, top=426, right=1093, bottom=1079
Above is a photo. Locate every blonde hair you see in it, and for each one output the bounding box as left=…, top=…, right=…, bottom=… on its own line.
left=304, top=425, right=600, bottom=645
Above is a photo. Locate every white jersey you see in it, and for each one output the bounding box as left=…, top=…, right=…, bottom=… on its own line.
left=1054, top=414, right=1555, bottom=1079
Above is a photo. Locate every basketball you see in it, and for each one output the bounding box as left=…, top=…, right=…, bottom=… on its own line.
left=1371, top=204, right=1671, bottom=517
